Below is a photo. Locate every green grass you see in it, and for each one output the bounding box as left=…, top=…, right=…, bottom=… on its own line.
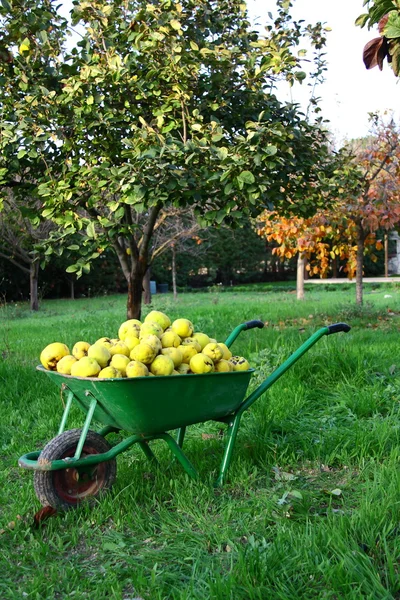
left=1, top=283, right=399, bottom=599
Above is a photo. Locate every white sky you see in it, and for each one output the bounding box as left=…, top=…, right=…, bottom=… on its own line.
left=247, top=0, right=400, bottom=144
left=60, top=0, right=399, bottom=144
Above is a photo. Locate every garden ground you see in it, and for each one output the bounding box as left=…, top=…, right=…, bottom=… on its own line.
left=0, top=281, right=399, bottom=599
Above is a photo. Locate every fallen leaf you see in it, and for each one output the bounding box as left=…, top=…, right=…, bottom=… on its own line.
left=33, top=506, right=57, bottom=528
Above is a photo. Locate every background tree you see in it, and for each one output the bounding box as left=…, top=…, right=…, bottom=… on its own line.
left=0, top=192, right=54, bottom=309
left=0, top=0, right=338, bottom=318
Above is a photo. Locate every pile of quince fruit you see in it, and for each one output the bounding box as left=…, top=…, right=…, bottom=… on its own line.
left=40, top=311, right=251, bottom=378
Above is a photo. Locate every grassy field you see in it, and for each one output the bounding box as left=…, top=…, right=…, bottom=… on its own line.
left=0, top=282, right=399, bottom=599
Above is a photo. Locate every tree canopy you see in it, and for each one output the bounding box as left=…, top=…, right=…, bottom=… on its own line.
left=0, top=0, right=338, bottom=316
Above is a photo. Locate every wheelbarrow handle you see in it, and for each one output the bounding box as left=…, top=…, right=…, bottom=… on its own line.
left=326, top=322, right=351, bottom=335
left=224, top=320, right=264, bottom=348
left=243, top=320, right=265, bottom=330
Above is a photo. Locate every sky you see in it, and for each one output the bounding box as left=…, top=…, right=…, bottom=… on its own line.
left=247, top=0, right=400, bottom=144
left=60, top=0, right=399, bottom=145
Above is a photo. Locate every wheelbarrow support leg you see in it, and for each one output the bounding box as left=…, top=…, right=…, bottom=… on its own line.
left=176, top=427, right=186, bottom=448
left=159, top=433, right=198, bottom=479
left=215, top=414, right=242, bottom=487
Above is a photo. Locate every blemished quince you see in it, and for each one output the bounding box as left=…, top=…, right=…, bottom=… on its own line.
left=218, top=342, right=232, bottom=360
left=181, top=337, right=202, bottom=353
left=189, top=353, right=214, bottom=374
left=160, top=330, right=181, bottom=348
left=118, top=319, right=142, bottom=341
left=176, top=363, right=190, bottom=374
left=229, top=356, right=250, bottom=371
left=140, top=334, right=162, bottom=353
left=40, top=342, right=70, bottom=371
left=214, top=359, right=233, bottom=373
left=130, top=342, right=157, bottom=365
left=178, top=344, right=198, bottom=364
left=71, top=356, right=101, bottom=378
left=202, top=342, right=223, bottom=363
left=124, top=333, right=141, bottom=351
left=94, top=337, right=113, bottom=349
left=161, top=347, right=183, bottom=368
left=98, top=366, right=122, bottom=379
left=88, top=344, right=111, bottom=368
left=144, top=310, right=171, bottom=331
left=109, top=341, right=130, bottom=357
left=126, top=360, right=149, bottom=377
left=192, top=332, right=210, bottom=350
left=110, top=354, right=130, bottom=376
left=56, top=355, right=77, bottom=375
left=171, top=318, right=194, bottom=339
left=150, top=355, right=174, bottom=376
left=72, top=341, right=90, bottom=360
left=140, top=321, right=163, bottom=339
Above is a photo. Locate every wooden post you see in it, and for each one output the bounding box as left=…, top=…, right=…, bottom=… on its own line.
left=384, top=233, right=389, bottom=278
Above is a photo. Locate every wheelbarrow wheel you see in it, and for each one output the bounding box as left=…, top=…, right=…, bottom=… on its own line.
left=33, top=428, right=117, bottom=510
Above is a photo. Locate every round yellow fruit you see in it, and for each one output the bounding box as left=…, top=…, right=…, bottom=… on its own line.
left=150, top=355, right=174, bottom=376
left=87, top=344, right=111, bottom=368
left=56, top=355, right=77, bottom=375
left=178, top=344, right=198, bottom=364
left=118, top=319, right=142, bottom=341
left=72, top=341, right=90, bottom=360
left=161, top=347, right=183, bottom=368
left=160, top=330, right=181, bottom=348
left=171, top=318, right=194, bottom=339
left=40, top=343, right=70, bottom=371
left=229, top=356, right=250, bottom=371
left=189, top=353, right=214, bottom=374
left=214, top=359, right=233, bottom=373
left=130, top=342, right=157, bottom=365
left=192, top=332, right=210, bottom=350
left=218, top=342, right=232, bottom=360
left=144, top=310, right=171, bottom=331
left=126, top=360, right=149, bottom=377
left=110, top=354, right=130, bottom=376
left=140, top=321, right=163, bottom=339
left=140, top=334, right=162, bottom=353
left=98, top=366, right=122, bottom=379
left=124, top=333, right=141, bottom=351
left=176, top=363, right=190, bottom=374
left=71, top=356, right=101, bottom=378
left=202, top=342, right=223, bottom=363
left=109, top=341, right=130, bottom=357
left=94, top=337, right=113, bottom=349
left=181, top=338, right=202, bottom=352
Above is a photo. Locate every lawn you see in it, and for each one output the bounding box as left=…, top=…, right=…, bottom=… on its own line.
left=0, top=282, right=399, bottom=599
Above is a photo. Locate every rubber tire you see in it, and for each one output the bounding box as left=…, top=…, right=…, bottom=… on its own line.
left=33, top=428, right=117, bottom=510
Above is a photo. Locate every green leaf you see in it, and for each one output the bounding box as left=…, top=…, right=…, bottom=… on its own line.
left=19, top=38, right=30, bottom=53
left=170, top=19, right=181, bottom=30
left=67, top=245, right=80, bottom=251
left=190, top=40, right=199, bottom=51
left=66, top=264, right=79, bottom=273
left=384, top=12, right=400, bottom=38
left=0, top=0, right=11, bottom=11
left=86, top=222, right=96, bottom=238
left=17, top=149, right=27, bottom=159
left=354, top=13, right=369, bottom=28
left=238, top=170, right=255, bottom=185
left=217, top=147, right=228, bottom=160
left=38, top=30, right=48, bottom=44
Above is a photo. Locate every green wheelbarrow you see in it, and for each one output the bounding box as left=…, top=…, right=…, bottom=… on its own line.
left=19, top=321, right=351, bottom=509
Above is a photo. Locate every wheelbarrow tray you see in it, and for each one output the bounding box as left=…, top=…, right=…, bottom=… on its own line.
left=37, top=365, right=254, bottom=435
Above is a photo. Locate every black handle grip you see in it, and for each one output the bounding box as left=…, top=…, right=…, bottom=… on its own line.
left=326, top=323, right=351, bottom=335
left=244, top=320, right=264, bottom=330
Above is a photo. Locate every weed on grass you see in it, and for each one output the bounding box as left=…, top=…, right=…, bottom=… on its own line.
left=0, top=285, right=399, bottom=599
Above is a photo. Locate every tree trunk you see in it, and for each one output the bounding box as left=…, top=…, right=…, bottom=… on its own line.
left=143, top=268, right=152, bottom=305
left=356, top=222, right=364, bottom=306
left=384, top=233, right=389, bottom=278
left=297, top=252, right=305, bottom=300
left=30, top=261, right=39, bottom=311
left=171, top=243, right=177, bottom=301
left=127, top=260, right=147, bottom=319
left=332, top=255, right=338, bottom=278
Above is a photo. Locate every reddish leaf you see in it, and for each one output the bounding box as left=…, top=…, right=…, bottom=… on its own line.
left=363, top=37, right=390, bottom=70
left=33, top=506, right=57, bottom=527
